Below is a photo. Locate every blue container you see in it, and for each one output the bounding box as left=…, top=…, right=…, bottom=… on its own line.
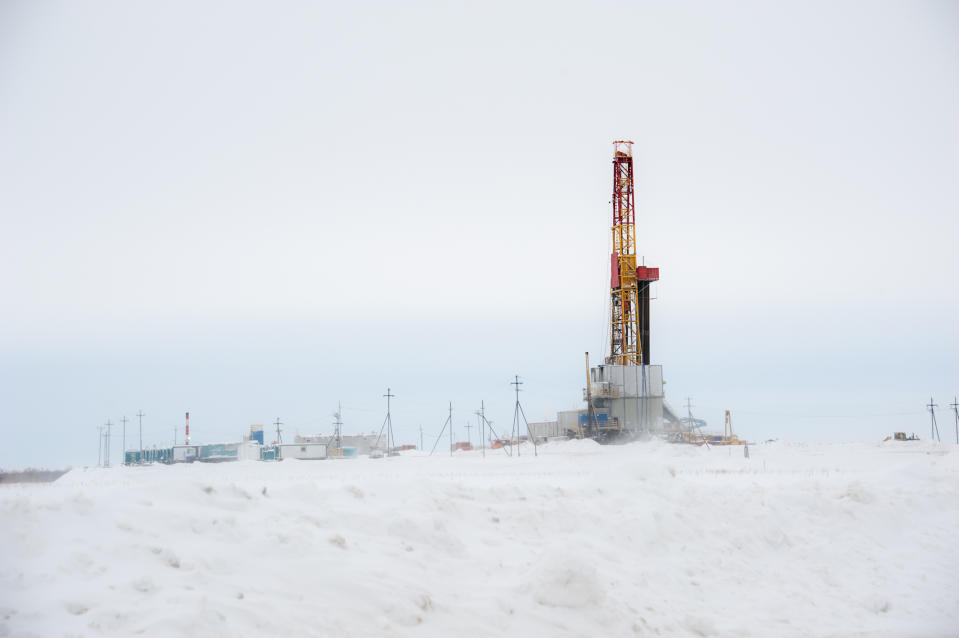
left=251, top=429, right=264, bottom=444
left=578, top=412, right=610, bottom=426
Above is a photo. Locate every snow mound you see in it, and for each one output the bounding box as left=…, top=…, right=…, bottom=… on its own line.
left=1, top=442, right=957, bottom=637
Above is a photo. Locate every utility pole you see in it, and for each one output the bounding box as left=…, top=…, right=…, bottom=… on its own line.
left=97, top=426, right=104, bottom=467
left=950, top=397, right=959, bottom=445
left=173, top=426, right=177, bottom=446
left=465, top=420, right=472, bottom=447
left=120, top=416, right=128, bottom=464
left=384, top=388, right=395, bottom=455
left=419, top=424, right=423, bottom=451
left=684, top=397, right=709, bottom=448
left=104, top=419, right=113, bottom=467
left=373, top=389, right=397, bottom=455
left=927, top=398, right=941, bottom=442
left=333, top=402, right=343, bottom=451
left=480, top=401, right=486, bottom=458
left=136, top=410, right=145, bottom=462
left=511, top=375, right=537, bottom=457
left=274, top=418, right=283, bottom=445
left=429, top=402, right=453, bottom=457
left=474, top=407, right=485, bottom=458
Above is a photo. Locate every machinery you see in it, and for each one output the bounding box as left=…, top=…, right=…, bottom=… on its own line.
left=707, top=410, right=744, bottom=445
left=884, top=432, right=919, bottom=441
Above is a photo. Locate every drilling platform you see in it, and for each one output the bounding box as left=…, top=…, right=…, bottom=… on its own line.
left=530, top=141, right=679, bottom=443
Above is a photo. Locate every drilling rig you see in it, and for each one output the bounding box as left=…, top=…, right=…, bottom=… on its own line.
left=579, top=141, right=670, bottom=441
left=527, top=141, right=677, bottom=444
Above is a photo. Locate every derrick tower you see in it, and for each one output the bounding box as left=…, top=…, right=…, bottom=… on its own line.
left=608, top=141, right=659, bottom=366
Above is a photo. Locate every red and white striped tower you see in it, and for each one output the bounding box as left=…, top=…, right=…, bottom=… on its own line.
left=185, top=412, right=190, bottom=444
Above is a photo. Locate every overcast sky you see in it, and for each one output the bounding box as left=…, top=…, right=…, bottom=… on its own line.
left=1, top=1, right=957, bottom=468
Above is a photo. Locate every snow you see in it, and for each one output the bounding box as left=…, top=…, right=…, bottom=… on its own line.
left=1, top=440, right=957, bottom=637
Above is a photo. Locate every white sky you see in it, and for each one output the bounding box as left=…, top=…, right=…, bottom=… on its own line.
left=1, top=1, right=958, bottom=467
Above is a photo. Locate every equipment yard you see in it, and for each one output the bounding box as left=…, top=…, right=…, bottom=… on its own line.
left=2, top=440, right=956, bottom=637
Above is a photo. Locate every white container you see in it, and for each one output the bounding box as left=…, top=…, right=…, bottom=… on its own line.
left=278, top=443, right=327, bottom=460
left=172, top=445, right=199, bottom=463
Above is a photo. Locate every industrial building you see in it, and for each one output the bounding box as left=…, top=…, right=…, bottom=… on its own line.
left=295, top=432, right=380, bottom=456
left=124, top=424, right=337, bottom=465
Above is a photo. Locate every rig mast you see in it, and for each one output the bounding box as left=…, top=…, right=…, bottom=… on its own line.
left=608, top=141, right=658, bottom=366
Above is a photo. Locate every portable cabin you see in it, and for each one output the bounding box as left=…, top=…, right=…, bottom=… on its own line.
left=277, top=443, right=327, bottom=460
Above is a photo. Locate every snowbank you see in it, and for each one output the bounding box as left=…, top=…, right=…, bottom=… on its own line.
left=1, top=441, right=956, bottom=637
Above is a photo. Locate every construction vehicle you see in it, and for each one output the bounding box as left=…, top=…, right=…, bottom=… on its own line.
left=884, top=432, right=919, bottom=441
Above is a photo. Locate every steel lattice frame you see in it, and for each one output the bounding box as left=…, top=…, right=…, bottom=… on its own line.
left=610, top=140, right=641, bottom=366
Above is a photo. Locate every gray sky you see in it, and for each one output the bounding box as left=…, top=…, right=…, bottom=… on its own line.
left=1, top=1, right=957, bottom=468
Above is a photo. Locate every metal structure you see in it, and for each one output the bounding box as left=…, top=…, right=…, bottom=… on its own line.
left=608, top=141, right=659, bottom=366
left=430, top=402, right=453, bottom=457
left=120, top=416, right=128, bottom=464
left=332, top=402, right=344, bottom=454
left=926, top=398, right=941, bottom=442
left=373, top=389, right=399, bottom=456
left=274, top=417, right=283, bottom=445
left=136, top=410, right=145, bottom=462
left=510, top=375, right=536, bottom=456
left=950, top=397, right=958, bottom=444
left=104, top=419, right=112, bottom=467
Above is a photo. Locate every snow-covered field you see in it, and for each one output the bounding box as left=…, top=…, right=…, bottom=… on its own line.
left=1, top=440, right=957, bottom=637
